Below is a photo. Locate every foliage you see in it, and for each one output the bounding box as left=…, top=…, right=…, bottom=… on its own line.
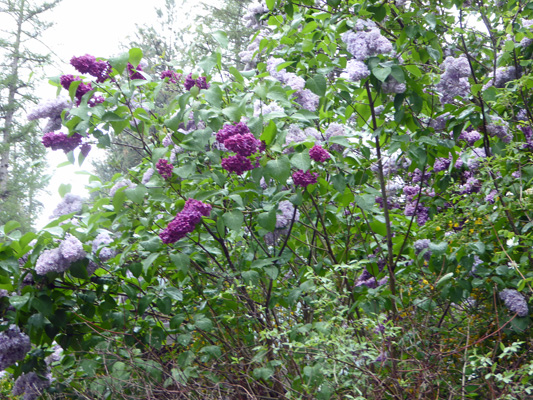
left=1, top=0, right=533, bottom=398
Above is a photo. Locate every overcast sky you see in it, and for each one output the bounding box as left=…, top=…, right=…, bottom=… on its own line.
left=34, top=0, right=166, bottom=228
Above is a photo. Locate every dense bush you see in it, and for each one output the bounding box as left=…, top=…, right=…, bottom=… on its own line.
left=1, top=0, right=533, bottom=398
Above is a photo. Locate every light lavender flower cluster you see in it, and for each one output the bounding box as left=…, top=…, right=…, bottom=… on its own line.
left=341, top=20, right=393, bottom=61
left=253, top=100, right=284, bottom=119
left=414, top=239, right=432, bottom=261
left=35, top=234, right=85, bottom=275
left=499, top=289, right=529, bottom=317
left=266, top=57, right=319, bottom=111
left=242, top=1, right=269, bottom=29
left=239, top=31, right=268, bottom=69
left=436, top=56, right=471, bottom=104
left=0, top=325, right=31, bottom=370
left=109, top=179, right=136, bottom=197
left=27, top=97, right=72, bottom=133
left=50, top=193, right=83, bottom=219
left=12, top=372, right=49, bottom=400
left=92, top=231, right=116, bottom=262
left=486, top=116, right=512, bottom=143
left=484, top=66, right=520, bottom=89
left=276, top=201, right=300, bottom=229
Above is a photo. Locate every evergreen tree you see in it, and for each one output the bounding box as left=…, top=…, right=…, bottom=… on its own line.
left=0, top=0, right=60, bottom=232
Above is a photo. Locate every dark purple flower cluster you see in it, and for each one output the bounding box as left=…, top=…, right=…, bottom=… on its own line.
left=59, top=75, right=93, bottom=105
left=70, top=54, right=111, bottom=83
left=127, top=63, right=146, bottom=80
left=433, top=156, right=451, bottom=173
left=184, top=73, right=210, bottom=91
left=161, top=70, right=181, bottom=83
left=309, top=145, right=330, bottom=162
left=216, top=123, right=261, bottom=175
left=459, top=177, right=481, bottom=194
left=403, top=185, right=431, bottom=225
left=0, top=325, right=31, bottom=370
left=485, top=189, right=498, bottom=204
left=42, top=132, right=82, bottom=153
left=159, top=198, right=212, bottom=244
left=354, top=268, right=389, bottom=289
left=459, top=129, right=482, bottom=145
left=292, top=170, right=318, bottom=188
left=156, top=159, right=174, bottom=180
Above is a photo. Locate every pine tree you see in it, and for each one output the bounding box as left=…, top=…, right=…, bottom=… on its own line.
left=0, top=0, right=61, bottom=232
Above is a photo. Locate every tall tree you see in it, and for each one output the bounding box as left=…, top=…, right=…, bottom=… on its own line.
left=0, top=0, right=60, bottom=232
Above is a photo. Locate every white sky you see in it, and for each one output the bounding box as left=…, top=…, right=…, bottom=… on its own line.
left=33, top=0, right=168, bottom=228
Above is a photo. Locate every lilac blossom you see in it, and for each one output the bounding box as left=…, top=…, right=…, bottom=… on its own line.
left=160, top=70, right=181, bottom=83
left=309, top=145, right=331, bottom=162
left=459, top=130, right=481, bottom=145
left=127, top=63, right=146, bottom=80
left=243, top=1, right=268, bottom=28
left=427, top=113, right=449, bottom=131
left=35, top=248, right=70, bottom=275
left=459, top=177, right=481, bottom=194
left=342, top=59, right=370, bottom=82
left=239, top=31, right=267, bottom=68
left=414, top=239, right=432, bottom=260
left=216, top=122, right=251, bottom=144
left=276, top=201, right=300, bottom=228
left=253, top=100, right=284, bottom=118
left=156, top=159, right=173, bottom=180
left=224, top=133, right=261, bottom=156
left=485, top=189, right=498, bottom=203
left=341, top=23, right=393, bottom=61
left=184, top=73, right=210, bottom=90
left=221, top=154, right=256, bottom=175
left=142, top=168, right=155, bottom=184
left=109, top=179, right=136, bottom=197
left=382, top=77, right=406, bottom=94
left=42, top=132, right=82, bottom=153
left=27, top=97, right=72, bottom=123
left=51, top=193, right=83, bottom=218
left=59, top=234, right=86, bottom=263
left=486, top=117, right=512, bottom=143
left=436, top=56, right=471, bottom=104
left=520, top=125, right=533, bottom=150
left=71, top=54, right=111, bottom=83
left=0, top=325, right=31, bottom=370
left=499, top=289, right=529, bottom=317
left=159, top=199, right=212, bottom=244
left=433, top=157, right=451, bottom=173
left=92, top=232, right=116, bottom=262
left=484, top=66, right=520, bottom=89
left=293, top=170, right=318, bottom=188
left=294, top=89, right=319, bottom=111
left=12, top=372, right=49, bottom=400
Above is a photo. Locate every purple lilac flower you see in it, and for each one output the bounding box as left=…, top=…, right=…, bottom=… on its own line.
left=243, top=1, right=269, bottom=28
left=35, top=248, right=70, bottom=275
left=109, top=179, right=136, bottom=197
left=276, top=200, right=300, bottom=228
left=486, top=118, right=512, bottom=143
left=156, top=159, right=174, bottom=180
left=216, top=122, right=251, bottom=144
left=414, top=239, right=432, bottom=260
left=142, top=168, right=155, bottom=184
left=459, top=177, right=481, bottom=194
left=92, top=232, right=116, bottom=262
left=382, top=77, right=406, bottom=94
left=485, top=189, right=498, bottom=204
left=342, top=59, right=370, bottom=81
left=433, top=156, right=451, bottom=173
left=459, top=130, right=481, bottom=145
left=59, top=234, right=86, bottom=263
left=159, top=199, right=211, bottom=244
left=512, top=171, right=521, bottom=179
left=12, top=372, right=49, bottom=400
left=284, top=73, right=306, bottom=90
left=42, top=132, right=82, bottom=153
left=27, top=97, right=72, bottom=122
left=341, top=23, right=393, bottom=61
left=0, top=325, right=31, bottom=370
left=293, top=170, right=318, bottom=188
left=70, top=54, right=95, bottom=73
left=520, top=125, right=533, bottom=150
left=309, top=145, right=331, bottom=162
left=74, top=144, right=89, bottom=159
left=253, top=100, right=284, bottom=118
left=484, top=66, right=520, bottom=89
left=160, top=70, right=181, bottom=83
left=428, top=113, right=449, bottom=131
left=183, top=73, right=209, bottom=90
left=294, top=89, right=319, bottom=111
left=224, top=133, right=261, bottom=156
left=221, top=154, right=256, bottom=175
left=405, top=203, right=429, bottom=226
left=50, top=193, right=83, bottom=218
left=499, top=289, right=529, bottom=317
left=127, top=63, right=146, bottom=80
left=436, top=56, right=471, bottom=104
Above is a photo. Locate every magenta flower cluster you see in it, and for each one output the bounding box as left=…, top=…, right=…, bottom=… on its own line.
left=156, top=159, right=174, bottom=180
left=42, top=132, right=82, bottom=153
left=70, top=54, right=111, bottom=83
left=292, top=170, right=318, bottom=188
left=309, top=145, right=330, bottom=162
left=159, top=198, right=212, bottom=244
left=216, top=122, right=262, bottom=175
left=184, top=73, right=210, bottom=91
left=161, top=70, right=181, bottom=83
left=127, top=63, right=146, bottom=80
left=60, top=75, right=93, bottom=105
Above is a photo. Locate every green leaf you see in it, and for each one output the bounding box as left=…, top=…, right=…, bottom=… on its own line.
left=9, top=293, right=31, bottom=310
left=253, top=367, right=274, bottom=380
left=258, top=208, right=277, bottom=231
left=58, top=183, right=72, bottom=197
left=3, top=220, right=21, bottom=234
left=265, top=157, right=291, bottom=183
left=261, top=120, right=278, bottom=145
left=305, top=74, right=327, bottom=96
left=264, top=265, right=279, bottom=280
left=128, top=48, right=143, bottom=67
left=195, top=316, right=213, bottom=331
left=165, top=287, right=183, bottom=302
left=425, top=13, right=437, bottom=29
left=222, top=210, right=244, bottom=231
left=373, top=67, right=391, bottom=82
left=429, top=241, right=447, bottom=255
left=212, top=31, right=228, bottom=48
left=203, top=85, right=223, bottom=108
left=229, top=67, right=243, bottom=83
left=290, top=152, right=311, bottom=171
left=142, top=253, right=159, bottom=274
left=436, top=272, right=454, bottom=287
left=266, top=0, right=275, bottom=11
left=109, top=52, right=129, bottom=74
left=201, top=345, right=221, bottom=359
left=125, top=186, right=147, bottom=204
left=175, top=163, right=196, bottom=178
